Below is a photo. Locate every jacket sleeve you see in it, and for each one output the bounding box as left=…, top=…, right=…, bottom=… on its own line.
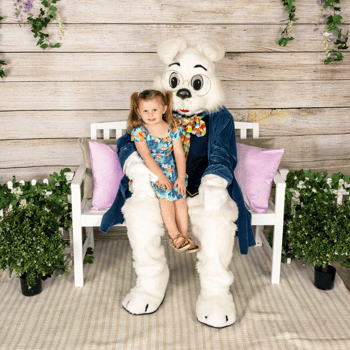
left=201, top=107, right=237, bottom=187
left=117, top=132, right=137, bottom=169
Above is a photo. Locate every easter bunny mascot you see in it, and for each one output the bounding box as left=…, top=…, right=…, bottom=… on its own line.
left=100, top=37, right=255, bottom=328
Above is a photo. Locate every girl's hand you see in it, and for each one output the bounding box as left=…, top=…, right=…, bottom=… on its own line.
left=174, top=177, right=186, bottom=196
left=156, top=175, right=173, bottom=192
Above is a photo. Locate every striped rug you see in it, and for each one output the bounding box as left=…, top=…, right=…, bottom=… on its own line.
left=1, top=238, right=350, bottom=350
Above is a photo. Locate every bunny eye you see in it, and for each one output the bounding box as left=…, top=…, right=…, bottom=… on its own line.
left=191, top=75, right=204, bottom=91
left=169, top=72, right=180, bottom=88
left=161, top=70, right=183, bottom=91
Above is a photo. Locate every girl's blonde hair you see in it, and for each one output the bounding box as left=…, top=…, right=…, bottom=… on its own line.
left=127, top=90, right=173, bottom=134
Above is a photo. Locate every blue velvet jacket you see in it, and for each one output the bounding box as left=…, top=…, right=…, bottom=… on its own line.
left=100, top=107, right=256, bottom=254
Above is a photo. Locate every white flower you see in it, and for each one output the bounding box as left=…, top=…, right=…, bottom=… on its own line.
left=312, top=188, right=317, bottom=193
left=305, top=177, right=309, bottom=181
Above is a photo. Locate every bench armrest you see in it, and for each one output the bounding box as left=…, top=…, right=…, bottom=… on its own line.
left=71, top=162, right=86, bottom=189
left=273, top=170, right=287, bottom=188
left=71, top=162, right=86, bottom=206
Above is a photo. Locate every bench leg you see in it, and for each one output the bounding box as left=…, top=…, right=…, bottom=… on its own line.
left=271, top=222, right=283, bottom=284
left=73, top=224, right=84, bottom=287
left=255, top=225, right=264, bottom=247
left=86, top=227, right=94, bottom=250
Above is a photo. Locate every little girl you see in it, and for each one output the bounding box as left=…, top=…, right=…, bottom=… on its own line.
left=127, top=89, right=198, bottom=253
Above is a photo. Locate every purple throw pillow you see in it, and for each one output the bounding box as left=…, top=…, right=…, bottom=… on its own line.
left=89, top=142, right=124, bottom=210
left=234, top=143, right=284, bottom=213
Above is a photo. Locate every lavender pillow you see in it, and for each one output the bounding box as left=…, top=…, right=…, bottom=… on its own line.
left=89, top=142, right=124, bottom=211
left=234, top=143, right=284, bottom=213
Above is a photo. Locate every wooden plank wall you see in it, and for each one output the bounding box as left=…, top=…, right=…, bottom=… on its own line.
left=1, top=0, right=350, bottom=185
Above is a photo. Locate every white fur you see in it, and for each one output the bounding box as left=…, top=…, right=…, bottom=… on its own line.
left=121, top=196, right=169, bottom=314
left=199, top=174, right=229, bottom=211
left=153, top=38, right=225, bottom=116
left=187, top=195, right=238, bottom=327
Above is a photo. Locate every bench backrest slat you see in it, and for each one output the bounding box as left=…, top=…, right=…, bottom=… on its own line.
left=91, top=120, right=260, bottom=140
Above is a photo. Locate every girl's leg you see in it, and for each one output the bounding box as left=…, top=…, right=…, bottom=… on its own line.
left=175, top=198, right=198, bottom=249
left=159, top=199, right=188, bottom=249
left=174, top=198, right=188, bottom=236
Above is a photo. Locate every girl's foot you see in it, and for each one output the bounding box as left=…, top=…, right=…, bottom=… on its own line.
left=183, top=236, right=199, bottom=253
left=168, top=234, right=191, bottom=252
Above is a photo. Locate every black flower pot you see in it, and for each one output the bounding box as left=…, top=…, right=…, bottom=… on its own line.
left=314, top=265, right=336, bottom=290
left=20, top=273, right=42, bottom=296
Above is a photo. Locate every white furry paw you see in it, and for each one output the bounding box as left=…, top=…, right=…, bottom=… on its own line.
left=196, top=293, right=236, bottom=328
left=122, top=290, right=166, bottom=315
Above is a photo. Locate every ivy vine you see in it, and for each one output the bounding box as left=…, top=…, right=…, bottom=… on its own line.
left=279, top=0, right=349, bottom=64
left=27, top=0, right=62, bottom=50
left=279, top=0, right=299, bottom=47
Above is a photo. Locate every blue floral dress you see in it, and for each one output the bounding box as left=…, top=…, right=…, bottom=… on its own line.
left=130, top=124, right=188, bottom=201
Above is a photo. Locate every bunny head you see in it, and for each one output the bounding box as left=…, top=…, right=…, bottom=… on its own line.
left=153, top=37, right=226, bottom=116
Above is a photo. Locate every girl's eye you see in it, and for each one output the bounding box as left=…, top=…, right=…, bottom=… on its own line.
left=153, top=109, right=157, bottom=112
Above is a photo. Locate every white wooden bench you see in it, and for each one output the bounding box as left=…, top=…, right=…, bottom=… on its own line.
left=71, top=121, right=289, bottom=287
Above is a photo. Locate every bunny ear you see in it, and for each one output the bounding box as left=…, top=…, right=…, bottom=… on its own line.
left=157, top=37, right=188, bottom=64
left=196, top=38, right=225, bottom=62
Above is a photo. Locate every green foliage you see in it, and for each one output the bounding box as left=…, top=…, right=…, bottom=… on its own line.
left=0, top=204, right=71, bottom=288
left=269, top=169, right=350, bottom=264
left=285, top=201, right=350, bottom=270
left=279, top=0, right=299, bottom=46
left=0, top=168, right=72, bottom=232
left=26, top=0, right=61, bottom=50
left=279, top=0, right=348, bottom=64
left=323, top=0, right=349, bottom=64
left=83, top=246, right=94, bottom=264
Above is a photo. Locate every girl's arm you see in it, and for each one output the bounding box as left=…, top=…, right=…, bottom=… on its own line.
left=173, top=138, right=186, bottom=179
left=135, top=140, right=172, bottom=190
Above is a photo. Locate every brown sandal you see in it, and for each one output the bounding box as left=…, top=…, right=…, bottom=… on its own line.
left=183, top=236, right=199, bottom=253
left=168, top=234, right=191, bottom=252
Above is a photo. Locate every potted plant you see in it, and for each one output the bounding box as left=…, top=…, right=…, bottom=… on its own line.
left=0, top=204, right=71, bottom=296
left=285, top=200, right=350, bottom=290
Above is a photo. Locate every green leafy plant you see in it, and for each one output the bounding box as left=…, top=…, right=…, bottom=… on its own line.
left=284, top=201, right=350, bottom=271
left=0, top=204, right=71, bottom=288
left=0, top=168, right=72, bottom=232
left=269, top=169, right=350, bottom=263
left=27, top=0, right=62, bottom=50
left=83, top=245, right=94, bottom=264
left=279, top=0, right=299, bottom=47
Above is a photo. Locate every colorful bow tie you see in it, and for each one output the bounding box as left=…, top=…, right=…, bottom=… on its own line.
left=173, top=113, right=207, bottom=159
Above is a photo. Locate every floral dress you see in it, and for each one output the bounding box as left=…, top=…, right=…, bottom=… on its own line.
left=130, top=124, right=188, bottom=201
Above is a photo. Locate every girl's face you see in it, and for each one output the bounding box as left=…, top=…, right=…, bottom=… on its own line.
left=137, top=98, right=167, bottom=127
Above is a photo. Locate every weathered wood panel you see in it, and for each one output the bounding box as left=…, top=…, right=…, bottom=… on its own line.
left=1, top=134, right=349, bottom=169
left=2, top=0, right=349, bottom=24
left=1, top=108, right=350, bottom=140
left=1, top=53, right=350, bottom=82
left=1, top=81, right=350, bottom=111
left=1, top=24, right=349, bottom=52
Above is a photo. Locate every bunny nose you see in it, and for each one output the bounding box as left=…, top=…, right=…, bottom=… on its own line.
left=176, top=89, right=192, bottom=100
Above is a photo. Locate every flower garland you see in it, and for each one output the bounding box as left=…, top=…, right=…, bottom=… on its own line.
left=0, top=1, right=64, bottom=78
left=278, top=0, right=299, bottom=47
left=14, top=0, right=64, bottom=43
left=280, top=0, right=349, bottom=64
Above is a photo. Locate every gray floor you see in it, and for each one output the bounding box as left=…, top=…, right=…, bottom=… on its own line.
left=90, top=226, right=350, bottom=292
